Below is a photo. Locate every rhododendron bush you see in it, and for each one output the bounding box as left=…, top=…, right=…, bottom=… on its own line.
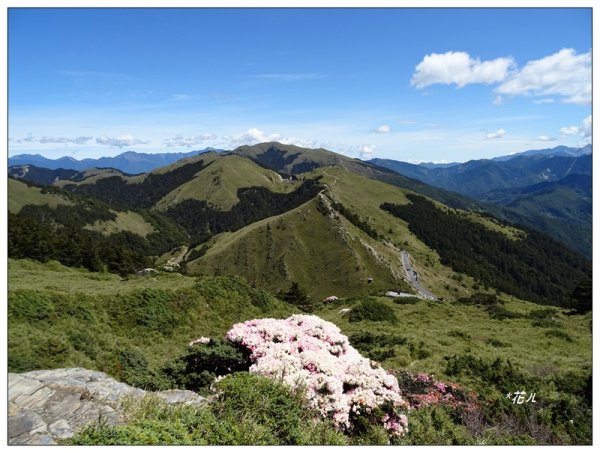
left=225, top=314, right=409, bottom=437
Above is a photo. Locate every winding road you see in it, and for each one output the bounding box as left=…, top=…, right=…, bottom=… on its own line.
left=400, top=250, right=438, bottom=300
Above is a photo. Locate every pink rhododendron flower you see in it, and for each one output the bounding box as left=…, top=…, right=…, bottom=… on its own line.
left=226, top=314, right=409, bottom=437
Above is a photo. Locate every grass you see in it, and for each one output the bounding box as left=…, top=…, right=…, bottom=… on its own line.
left=315, top=295, right=591, bottom=383
left=154, top=154, right=299, bottom=211
left=8, top=178, right=73, bottom=213
left=8, top=259, right=296, bottom=379
left=8, top=258, right=592, bottom=444
left=187, top=197, right=412, bottom=300
left=67, top=373, right=348, bottom=445
left=84, top=210, right=156, bottom=237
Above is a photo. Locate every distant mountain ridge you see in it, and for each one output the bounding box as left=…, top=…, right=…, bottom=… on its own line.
left=369, top=146, right=591, bottom=257
left=492, top=144, right=592, bottom=161
left=8, top=148, right=222, bottom=174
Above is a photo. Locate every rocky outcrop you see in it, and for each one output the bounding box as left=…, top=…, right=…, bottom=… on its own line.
left=8, top=368, right=205, bottom=446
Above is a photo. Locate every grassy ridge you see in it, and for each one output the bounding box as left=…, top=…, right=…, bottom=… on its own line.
left=155, top=154, right=299, bottom=211
left=8, top=178, right=73, bottom=213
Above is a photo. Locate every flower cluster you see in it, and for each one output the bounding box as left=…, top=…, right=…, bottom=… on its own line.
left=226, top=314, right=408, bottom=437
left=395, top=371, right=479, bottom=412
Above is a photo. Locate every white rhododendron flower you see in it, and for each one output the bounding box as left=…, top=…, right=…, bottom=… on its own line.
left=226, top=314, right=409, bottom=437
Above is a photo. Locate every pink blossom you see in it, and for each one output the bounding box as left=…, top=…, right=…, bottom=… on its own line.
left=225, top=314, right=409, bottom=437
left=434, top=382, right=447, bottom=393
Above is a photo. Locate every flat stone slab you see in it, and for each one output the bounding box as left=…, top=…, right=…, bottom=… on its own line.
left=8, top=368, right=205, bottom=445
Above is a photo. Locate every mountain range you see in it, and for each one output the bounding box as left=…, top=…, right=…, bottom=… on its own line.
left=8, top=148, right=221, bottom=175
left=8, top=142, right=591, bottom=307
left=369, top=145, right=592, bottom=257
left=10, top=143, right=592, bottom=258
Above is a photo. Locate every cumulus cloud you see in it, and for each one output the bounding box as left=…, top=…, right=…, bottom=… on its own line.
left=359, top=145, right=375, bottom=160
left=485, top=128, right=506, bottom=140
left=496, top=48, right=591, bottom=105
left=371, top=124, right=391, bottom=134
left=223, top=128, right=319, bottom=150
left=39, top=136, right=92, bottom=145
left=561, top=115, right=591, bottom=145
left=560, top=115, right=592, bottom=143
left=96, top=134, right=149, bottom=148
left=560, top=126, right=580, bottom=136
left=164, top=133, right=217, bottom=147
left=411, top=51, right=514, bottom=89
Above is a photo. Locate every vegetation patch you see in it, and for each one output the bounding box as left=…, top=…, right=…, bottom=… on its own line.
left=67, top=373, right=347, bottom=446
left=381, top=194, right=591, bottom=307
left=348, top=299, right=398, bottom=323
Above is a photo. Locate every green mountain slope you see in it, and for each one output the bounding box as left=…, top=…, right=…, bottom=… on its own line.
left=8, top=142, right=591, bottom=308
left=8, top=178, right=73, bottom=213
left=370, top=153, right=592, bottom=257
left=154, top=154, right=299, bottom=211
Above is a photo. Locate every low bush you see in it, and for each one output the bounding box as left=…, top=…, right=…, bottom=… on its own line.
left=162, top=339, right=250, bottom=393
left=544, top=329, right=573, bottom=342
left=67, top=373, right=348, bottom=446
left=348, top=299, right=398, bottom=323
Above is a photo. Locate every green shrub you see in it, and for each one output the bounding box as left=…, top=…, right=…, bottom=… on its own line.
left=444, top=354, right=533, bottom=394
left=162, top=340, right=250, bottom=393
left=108, top=288, right=179, bottom=336
left=448, top=330, right=471, bottom=341
left=348, top=299, right=397, bottom=323
left=544, top=329, right=573, bottom=342
left=69, top=373, right=347, bottom=446
left=395, top=406, right=474, bottom=445
left=8, top=290, right=55, bottom=322
left=393, top=297, right=421, bottom=305
left=486, top=338, right=510, bottom=348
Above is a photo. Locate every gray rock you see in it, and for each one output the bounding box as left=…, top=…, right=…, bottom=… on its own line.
left=49, top=419, right=73, bottom=439
left=8, top=367, right=206, bottom=445
left=155, top=389, right=206, bottom=406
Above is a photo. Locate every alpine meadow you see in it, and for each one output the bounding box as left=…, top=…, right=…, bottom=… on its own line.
left=6, top=6, right=594, bottom=447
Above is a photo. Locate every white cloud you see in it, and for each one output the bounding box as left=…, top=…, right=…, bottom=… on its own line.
left=532, top=98, right=555, bottom=104
left=226, top=128, right=281, bottom=146
left=96, top=134, right=149, bottom=148
left=164, top=133, right=217, bottom=147
left=359, top=145, right=375, bottom=160
left=39, top=136, right=92, bottom=145
left=171, top=94, right=191, bottom=101
left=224, top=128, right=318, bottom=150
left=496, top=48, right=591, bottom=105
left=493, top=95, right=504, bottom=106
left=485, top=128, right=506, bottom=140
left=372, top=124, right=391, bottom=134
left=560, top=126, right=580, bottom=136
left=411, top=51, right=514, bottom=89
left=560, top=115, right=592, bottom=143
left=537, top=135, right=556, bottom=141
left=582, top=115, right=592, bottom=139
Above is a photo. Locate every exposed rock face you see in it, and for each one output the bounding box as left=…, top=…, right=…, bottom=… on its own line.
left=8, top=368, right=205, bottom=445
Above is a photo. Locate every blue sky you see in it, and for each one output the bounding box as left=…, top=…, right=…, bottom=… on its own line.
left=8, top=7, right=592, bottom=162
